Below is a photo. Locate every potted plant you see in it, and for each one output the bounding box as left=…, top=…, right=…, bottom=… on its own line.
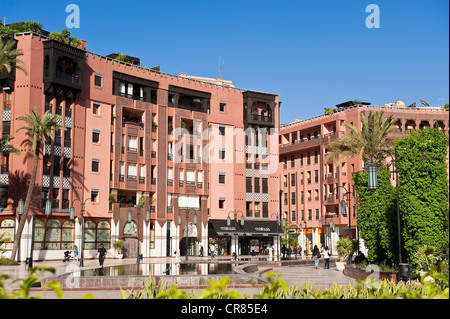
left=113, top=240, right=124, bottom=259
left=335, top=237, right=357, bottom=271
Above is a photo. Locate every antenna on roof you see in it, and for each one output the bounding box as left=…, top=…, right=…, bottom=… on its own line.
left=218, top=57, right=224, bottom=80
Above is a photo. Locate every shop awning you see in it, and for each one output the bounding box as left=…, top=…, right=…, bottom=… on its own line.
left=209, top=219, right=283, bottom=237
left=209, top=219, right=244, bottom=236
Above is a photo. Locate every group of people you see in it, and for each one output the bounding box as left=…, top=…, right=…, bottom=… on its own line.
left=281, top=244, right=303, bottom=259
left=312, top=245, right=331, bottom=269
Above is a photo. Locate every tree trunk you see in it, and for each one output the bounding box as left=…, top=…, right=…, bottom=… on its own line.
left=10, top=142, right=40, bottom=262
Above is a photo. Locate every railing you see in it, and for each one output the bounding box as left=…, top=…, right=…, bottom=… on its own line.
left=119, top=92, right=144, bottom=101
left=55, top=70, right=80, bottom=85
left=123, top=119, right=144, bottom=128
left=251, top=114, right=273, bottom=122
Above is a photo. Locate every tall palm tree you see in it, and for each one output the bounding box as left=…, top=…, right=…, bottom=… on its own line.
left=325, top=111, right=398, bottom=165
left=0, top=38, right=28, bottom=75
left=10, top=107, right=66, bottom=261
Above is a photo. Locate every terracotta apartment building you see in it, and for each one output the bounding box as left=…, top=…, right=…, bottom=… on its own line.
left=278, top=100, right=449, bottom=255
left=0, top=31, right=282, bottom=261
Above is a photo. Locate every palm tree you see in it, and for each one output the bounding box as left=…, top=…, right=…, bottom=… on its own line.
left=0, top=38, right=28, bottom=75
left=9, top=107, right=66, bottom=261
left=324, top=111, right=398, bottom=165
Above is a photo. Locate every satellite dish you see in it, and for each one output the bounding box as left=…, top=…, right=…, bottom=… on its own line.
left=420, top=99, right=430, bottom=107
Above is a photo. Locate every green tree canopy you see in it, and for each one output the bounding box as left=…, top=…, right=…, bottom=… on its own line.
left=325, top=111, right=398, bottom=165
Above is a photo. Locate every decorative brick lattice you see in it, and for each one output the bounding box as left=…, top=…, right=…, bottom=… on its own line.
left=0, top=175, right=9, bottom=186
left=54, top=146, right=62, bottom=157
left=42, top=175, right=50, bottom=188
left=64, top=147, right=71, bottom=158
left=65, top=117, right=72, bottom=127
left=2, top=110, right=11, bottom=122
left=63, top=177, right=71, bottom=189
left=53, top=176, right=60, bottom=188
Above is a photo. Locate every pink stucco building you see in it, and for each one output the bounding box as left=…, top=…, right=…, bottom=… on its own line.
left=0, top=30, right=281, bottom=261
left=278, top=100, right=449, bottom=255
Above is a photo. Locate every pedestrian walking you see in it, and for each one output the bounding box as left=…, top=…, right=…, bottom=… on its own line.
left=199, top=243, right=204, bottom=257
left=323, top=245, right=331, bottom=269
left=287, top=245, right=292, bottom=259
left=298, top=245, right=302, bottom=259
left=268, top=245, right=273, bottom=259
left=96, top=243, right=107, bottom=268
left=293, top=246, right=298, bottom=259
left=210, top=244, right=215, bottom=260
left=281, top=244, right=286, bottom=258
left=312, top=245, right=320, bottom=269
left=251, top=244, right=256, bottom=260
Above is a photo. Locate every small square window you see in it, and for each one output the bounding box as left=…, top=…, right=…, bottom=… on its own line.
left=92, top=159, right=99, bottom=172
left=93, top=103, right=101, bottom=115
left=91, top=190, right=99, bottom=203
left=219, top=149, right=225, bottom=160
left=92, top=131, right=100, bottom=143
left=219, top=198, right=225, bottom=209
left=94, top=74, right=103, bottom=87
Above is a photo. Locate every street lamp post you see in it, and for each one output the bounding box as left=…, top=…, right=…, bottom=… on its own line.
left=227, top=210, right=244, bottom=261
left=333, top=185, right=352, bottom=264
left=128, top=205, right=144, bottom=265
left=368, top=148, right=410, bottom=280
left=270, top=213, right=284, bottom=261
left=178, top=210, right=197, bottom=262
left=70, top=198, right=92, bottom=267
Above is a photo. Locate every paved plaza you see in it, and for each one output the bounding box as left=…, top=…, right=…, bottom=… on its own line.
left=0, top=256, right=356, bottom=299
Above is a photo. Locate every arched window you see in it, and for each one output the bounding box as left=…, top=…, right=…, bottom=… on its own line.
left=0, top=218, right=15, bottom=250
left=33, top=219, right=46, bottom=249
left=84, top=219, right=111, bottom=249
left=45, top=219, right=61, bottom=250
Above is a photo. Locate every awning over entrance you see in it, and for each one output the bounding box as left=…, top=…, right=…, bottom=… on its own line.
left=209, top=219, right=284, bottom=237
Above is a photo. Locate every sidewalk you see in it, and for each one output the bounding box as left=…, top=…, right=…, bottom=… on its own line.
left=0, top=256, right=356, bottom=299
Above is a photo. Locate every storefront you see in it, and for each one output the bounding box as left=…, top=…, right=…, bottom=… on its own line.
left=208, top=219, right=283, bottom=256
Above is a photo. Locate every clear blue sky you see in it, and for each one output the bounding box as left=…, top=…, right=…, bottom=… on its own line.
left=1, top=0, right=448, bottom=124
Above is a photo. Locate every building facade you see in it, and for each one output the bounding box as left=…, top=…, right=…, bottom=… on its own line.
left=278, top=101, right=449, bottom=255
left=0, top=31, right=282, bottom=262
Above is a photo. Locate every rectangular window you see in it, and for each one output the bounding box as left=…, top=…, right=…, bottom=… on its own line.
left=186, top=170, right=195, bottom=184
left=219, top=173, right=226, bottom=184
left=246, top=177, right=252, bottom=192
left=219, top=125, right=226, bottom=136
left=315, top=209, right=320, bottom=220
left=128, top=136, right=137, bottom=152
left=92, top=159, right=99, bottom=172
left=308, top=209, right=312, bottom=220
left=220, top=101, right=226, bottom=112
left=94, top=73, right=103, bottom=87
left=91, top=190, right=99, bottom=203
left=197, top=171, right=203, bottom=188
left=127, top=163, right=137, bottom=179
left=93, top=102, right=101, bottom=115
left=92, top=130, right=100, bottom=144
left=291, top=192, right=295, bottom=205
left=254, top=177, right=260, bottom=193
left=219, top=149, right=225, bottom=160
left=219, top=198, right=225, bottom=209
left=262, top=202, right=269, bottom=218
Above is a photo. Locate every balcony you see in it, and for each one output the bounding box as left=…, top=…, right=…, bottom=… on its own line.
left=43, top=40, right=85, bottom=97
left=279, top=136, right=322, bottom=154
